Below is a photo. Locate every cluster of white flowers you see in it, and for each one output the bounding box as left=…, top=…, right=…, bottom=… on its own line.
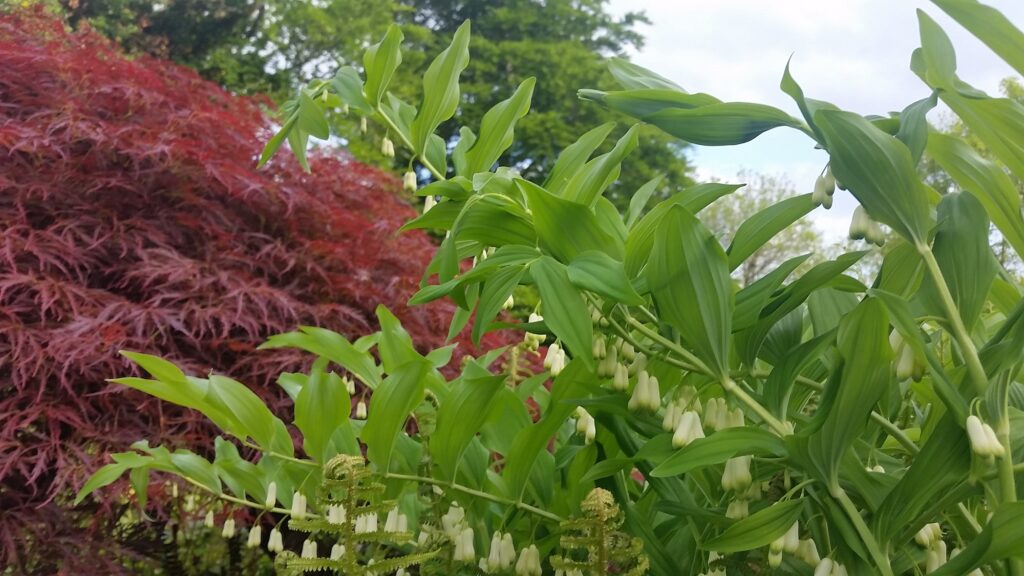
left=544, top=342, right=568, bottom=376
left=575, top=407, right=596, bottom=445
left=814, top=559, right=849, bottom=576
left=480, top=531, right=516, bottom=573
left=672, top=411, right=706, bottom=449
left=849, top=205, right=885, bottom=246
left=327, top=503, right=347, bottom=525
left=514, top=544, right=542, bottom=576
left=704, top=398, right=743, bottom=432
left=913, top=523, right=964, bottom=573
left=268, top=527, right=284, bottom=553
left=383, top=506, right=409, bottom=532
left=966, top=415, right=1005, bottom=458
left=524, top=313, right=546, bottom=350
left=628, top=370, right=660, bottom=412
left=453, top=527, right=476, bottom=563
left=721, top=456, right=753, bottom=493
left=246, top=524, right=262, bottom=548
left=698, top=550, right=726, bottom=576
left=221, top=518, right=236, bottom=538
left=811, top=166, right=836, bottom=209
left=768, top=521, right=800, bottom=567
left=795, top=538, right=821, bottom=565
left=343, top=375, right=356, bottom=395
left=441, top=503, right=467, bottom=539
left=354, top=512, right=378, bottom=534
left=380, top=136, right=395, bottom=158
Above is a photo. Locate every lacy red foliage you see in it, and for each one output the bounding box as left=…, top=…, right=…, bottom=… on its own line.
left=0, top=10, right=508, bottom=572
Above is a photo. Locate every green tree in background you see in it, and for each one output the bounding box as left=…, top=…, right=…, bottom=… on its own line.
left=59, top=0, right=692, bottom=197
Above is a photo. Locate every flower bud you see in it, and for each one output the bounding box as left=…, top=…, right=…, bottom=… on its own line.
left=331, top=543, right=346, bottom=560
left=722, top=455, right=752, bottom=492
left=628, top=370, right=650, bottom=412
left=328, top=503, right=347, bottom=525
left=290, top=491, right=307, bottom=519
left=265, top=481, right=277, bottom=509
left=967, top=415, right=1004, bottom=458
left=221, top=518, right=236, bottom=538
left=915, top=523, right=940, bottom=547
left=704, top=397, right=727, bottom=431
left=544, top=343, right=567, bottom=376
left=381, top=137, right=394, bottom=158
left=672, top=411, right=705, bottom=448
left=612, top=362, right=629, bottom=391
left=867, top=464, right=885, bottom=473
left=268, top=528, right=284, bottom=553
left=983, top=421, right=1006, bottom=458
left=246, top=524, right=262, bottom=548
left=301, top=538, right=318, bottom=559
left=360, top=117, right=368, bottom=133
left=926, top=540, right=947, bottom=572
left=592, top=334, right=607, bottom=360
left=423, top=195, right=437, bottom=214
left=355, top=401, right=367, bottom=420
left=344, top=375, right=356, bottom=395
left=628, top=352, right=646, bottom=376
left=677, top=385, right=702, bottom=413
left=384, top=507, right=401, bottom=532
left=769, top=549, right=783, bottom=568
left=487, top=531, right=503, bottom=571
left=812, top=168, right=835, bottom=207
left=725, top=498, right=748, bottom=519
left=403, top=171, right=417, bottom=192
left=646, top=374, right=661, bottom=411
left=502, top=294, right=515, bottom=311
left=796, top=539, right=820, bottom=565
left=598, top=345, right=618, bottom=378
left=455, top=527, right=476, bottom=562
left=662, top=402, right=681, bottom=432
left=204, top=510, right=215, bottom=528
left=516, top=544, right=542, bottom=576
left=783, top=521, right=800, bottom=553
left=620, top=341, right=636, bottom=362
left=500, top=533, right=515, bottom=569
left=814, top=559, right=834, bottom=576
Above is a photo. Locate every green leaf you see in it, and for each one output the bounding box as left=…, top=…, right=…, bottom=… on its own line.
left=530, top=256, right=594, bottom=368
left=642, top=102, right=803, bottom=146
left=567, top=251, right=644, bottom=305
left=726, top=193, right=815, bottom=271
left=608, top=58, right=684, bottom=91
left=895, top=93, right=939, bottom=164
left=213, top=438, right=267, bottom=501
left=503, top=360, right=590, bottom=499
left=453, top=193, right=536, bottom=248
left=462, top=77, right=536, bottom=175
left=806, top=298, right=892, bottom=486
left=919, top=192, right=997, bottom=331
left=579, top=457, right=635, bottom=483
left=433, top=368, right=506, bottom=481
left=258, top=115, right=297, bottom=167
left=297, top=92, right=329, bottom=140
left=472, top=265, right=525, bottom=344
left=331, top=66, right=372, bottom=115
left=815, top=110, right=934, bottom=244
left=647, top=205, right=733, bottom=377
left=545, top=122, right=615, bottom=195
left=764, top=331, right=834, bottom=418
left=651, top=427, right=787, bottom=477
left=779, top=58, right=839, bottom=145
left=624, top=182, right=742, bottom=276
left=875, top=238, right=925, bottom=298
left=376, top=305, right=423, bottom=372
left=259, top=327, right=381, bottom=389
left=75, top=462, right=131, bottom=504
left=873, top=415, right=971, bottom=544
left=579, top=88, right=722, bottom=119
left=295, top=367, right=355, bottom=462
left=205, top=374, right=279, bottom=449
left=170, top=451, right=221, bottom=493
left=563, top=124, right=640, bottom=206
left=626, top=174, right=664, bottom=228
left=733, top=254, right=809, bottom=331
left=412, top=21, right=471, bottom=154
left=518, top=179, right=621, bottom=262
left=927, top=132, right=1024, bottom=260
left=932, top=0, right=1024, bottom=78
left=362, top=360, right=431, bottom=472
left=703, top=499, right=805, bottom=553
left=286, top=125, right=310, bottom=172
left=929, top=502, right=1024, bottom=576
left=917, top=10, right=959, bottom=88
left=362, top=24, right=404, bottom=107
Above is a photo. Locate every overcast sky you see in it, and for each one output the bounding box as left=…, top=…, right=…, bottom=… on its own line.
left=606, top=0, right=1024, bottom=239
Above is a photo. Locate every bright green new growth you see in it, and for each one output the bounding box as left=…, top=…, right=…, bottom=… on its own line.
left=81, top=1, right=1024, bottom=575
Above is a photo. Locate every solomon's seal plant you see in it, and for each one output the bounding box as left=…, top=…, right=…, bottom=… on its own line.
left=81, top=1, right=1024, bottom=574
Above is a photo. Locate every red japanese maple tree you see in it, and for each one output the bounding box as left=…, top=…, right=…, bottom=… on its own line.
left=0, top=9, right=510, bottom=572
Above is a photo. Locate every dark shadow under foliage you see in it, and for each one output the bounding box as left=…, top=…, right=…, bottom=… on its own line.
left=0, top=9, right=508, bottom=572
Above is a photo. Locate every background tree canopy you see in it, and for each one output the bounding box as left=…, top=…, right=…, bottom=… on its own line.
left=61, top=0, right=692, bottom=202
